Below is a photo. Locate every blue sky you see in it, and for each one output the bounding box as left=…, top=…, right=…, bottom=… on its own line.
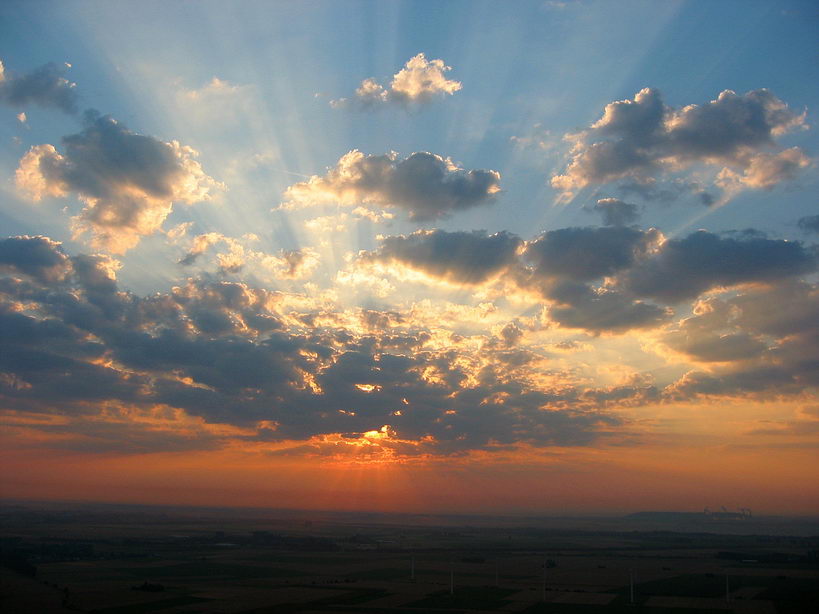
left=0, top=1, right=818, bottom=512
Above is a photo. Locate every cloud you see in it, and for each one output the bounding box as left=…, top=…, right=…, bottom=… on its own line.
left=524, top=226, right=659, bottom=282
left=586, top=198, right=640, bottom=226
left=175, top=77, right=259, bottom=126
left=359, top=229, right=522, bottom=285
left=179, top=233, right=320, bottom=279
left=331, top=53, right=461, bottom=109
left=521, top=226, right=669, bottom=333
left=623, top=230, right=816, bottom=304
left=552, top=88, right=809, bottom=199
left=352, top=224, right=816, bottom=335
left=661, top=280, right=819, bottom=400
left=266, top=248, right=321, bottom=279
left=283, top=150, right=501, bottom=221
left=357, top=226, right=670, bottom=334
left=0, top=59, right=78, bottom=113
left=179, top=232, right=226, bottom=266
left=15, top=110, right=222, bottom=252
left=797, top=215, right=819, bottom=234
left=0, top=236, right=626, bottom=455
left=0, top=236, right=70, bottom=283
left=716, top=147, right=810, bottom=192
left=544, top=280, right=669, bottom=333
left=3, top=231, right=817, bottom=456
left=618, top=178, right=715, bottom=206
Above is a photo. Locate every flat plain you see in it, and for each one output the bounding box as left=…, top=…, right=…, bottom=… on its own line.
left=1, top=502, right=817, bottom=614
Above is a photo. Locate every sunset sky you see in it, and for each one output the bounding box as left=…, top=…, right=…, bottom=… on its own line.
left=1, top=0, right=818, bottom=515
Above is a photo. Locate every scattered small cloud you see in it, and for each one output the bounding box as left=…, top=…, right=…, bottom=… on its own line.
left=0, top=59, right=78, bottom=114
left=331, top=53, right=461, bottom=110
left=586, top=197, right=640, bottom=226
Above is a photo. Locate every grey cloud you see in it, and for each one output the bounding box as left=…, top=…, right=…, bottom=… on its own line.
left=0, top=59, right=78, bottom=113
left=521, top=227, right=669, bottom=332
left=797, top=215, right=819, bottom=234
left=618, top=178, right=715, bottom=206
left=0, top=236, right=70, bottom=283
left=284, top=150, right=501, bottom=221
left=545, top=280, right=669, bottom=333
left=361, top=229, right=521, bottom=284
left=0, top=235, right=624, bottom=454
left=525, top=226, right=659, bottom=282
left=552, top=88, right=809, bottom=197
left=16, top=110, right=220, bottom=252
left=5, top=232, right=816, bottom=455
left=661, top=280, right=819, bottom=400
left=623, top=230, right=816, bottom=304
left=587, top=198, right=640, bottom=226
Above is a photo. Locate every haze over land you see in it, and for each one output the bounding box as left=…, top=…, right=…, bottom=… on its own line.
left=1, top=0, right=818, bottom=518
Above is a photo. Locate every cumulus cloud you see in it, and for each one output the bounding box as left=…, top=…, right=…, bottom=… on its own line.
left=544, top=280, right=669, bottom=333
left=524, top=226, right=659, bottom=282
left=623, top=230, right=816, bottom=304
left=283, top=150, right=501, bottom=221
left=0, top=59, right=78, bottom=113
left=15, top=110, right=222, bottom=252
left=331, top=53, right=461, bottom=109
left=661, top=280, right=819, bottom=400
left=3, top=231, right=818, bottom=456
left=716, top=147, right=810, bottom=192
left=587, top=197, right=640, bottom=226
left=552, top=88, right=809, bottom=199
left=359, top=229, right=522, bottom=285
left=357, top=226, right=669, bottom=333
left=352, top=224, right=817, bottom=335
left=0, top=236, right=71, bottom=283
left=0, top=235, right=627, bottom=456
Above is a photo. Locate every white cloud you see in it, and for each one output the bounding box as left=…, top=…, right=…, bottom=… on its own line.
left=331, top=53, right=461, bottom=109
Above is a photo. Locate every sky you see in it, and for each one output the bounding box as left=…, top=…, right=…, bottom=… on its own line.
left=0, top=0, right=818, bottom=516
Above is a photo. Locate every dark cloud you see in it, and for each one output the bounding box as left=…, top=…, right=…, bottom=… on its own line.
left=0, top=59, right=78, bottom=113
left=552, top=88, right=809, bottom=197
left=587, top=198, right=640, bottom=226
left=4, top=228, right=817, bottom=456
left=0, top=235, right=624, bottom=455
left=524, top=226, right=658, bottom=282
left=284, top=150, right=501, bottom=221
left=618, top=178, right=714, bottom=206
left=546, top=281, right=669, bottom=332
left=0, top=236, right=70, bottom=283
left=661, top=280, right=819, bottom=400
left=360, top=229, right=521, bottom=284
left=623, top=230, right=816, bottom=304
left=16, top=110, right=220, bottom=252
left=519, top=227, right=671, bottom=332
